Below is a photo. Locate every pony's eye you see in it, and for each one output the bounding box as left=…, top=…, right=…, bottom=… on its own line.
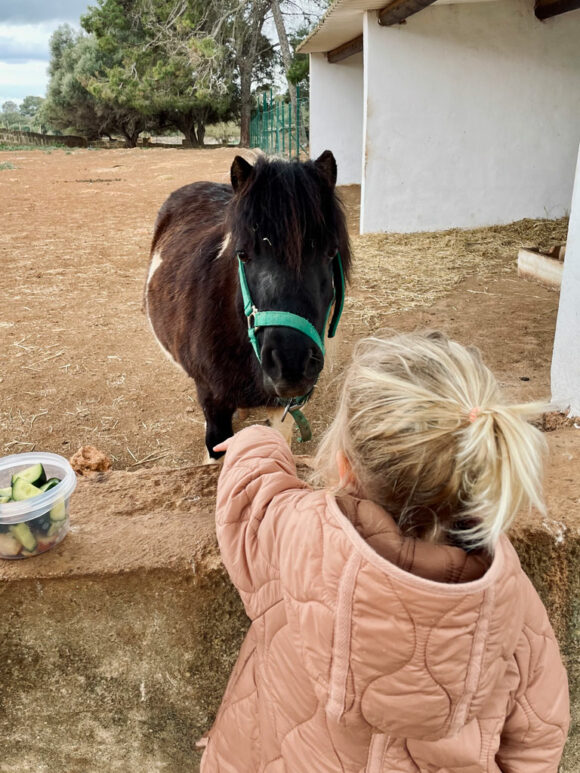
left=236, top=250, right=250, bottom=263
left=328, top=248, right=338, bottom=260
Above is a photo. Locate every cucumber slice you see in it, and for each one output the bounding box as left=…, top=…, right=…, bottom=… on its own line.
left=11, top=478, right=43, bottom=502
left=48, top=521, right=65, bottom=537
left=49, top=500, right=66, bottom=522
left=0, top=487, right=12, bottom=499
left=0, top=496, right=10, bottom=504
left=39, top=478, right=60, bottom=492
left=12, top=463, right=46, bottom=487
left=9, top=522, right=37, bottom=551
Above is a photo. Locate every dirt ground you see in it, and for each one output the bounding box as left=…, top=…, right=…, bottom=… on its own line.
left=1, top=146, right=578, bottom=507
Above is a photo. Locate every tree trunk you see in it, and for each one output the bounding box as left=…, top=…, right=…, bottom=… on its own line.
left=271, top=0, right=297, bottom=118
left=235, top=0, right=271, bottom=149
left=121, top=128, right=139, bottom=148
left=196, top=122, right=205, bottom=147
left=183, top=125, right=199, bottom=148
left=175, top=115, right=199, bottom=147
left=239, top=65, right=252, bottom=148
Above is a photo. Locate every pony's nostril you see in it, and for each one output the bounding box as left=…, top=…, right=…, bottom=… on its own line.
left=270, top=349, right=284, bottom=381
left=264, top=346, right=322, bottom=385
left=305, top=348, right=323, bottom=379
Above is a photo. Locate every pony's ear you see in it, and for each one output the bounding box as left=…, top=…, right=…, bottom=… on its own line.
left=230, top=156, right=254, bottom=192
left=314, top=150, right=337, bottom=189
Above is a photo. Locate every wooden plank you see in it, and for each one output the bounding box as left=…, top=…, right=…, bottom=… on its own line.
left=535, top=0, right=580, bottom=19
left=327, top=35, right=364, bottom=64
left=378, top=0, right=438, bottom=26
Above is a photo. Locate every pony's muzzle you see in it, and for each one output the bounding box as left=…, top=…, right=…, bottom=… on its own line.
left=261, top=336, right=323, bottom=399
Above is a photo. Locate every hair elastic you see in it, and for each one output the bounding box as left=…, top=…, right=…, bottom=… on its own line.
left=468, top=407, right=481, bottom=423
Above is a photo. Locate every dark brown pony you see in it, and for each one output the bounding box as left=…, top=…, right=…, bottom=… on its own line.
left=145, top=151, right=351, bottom=459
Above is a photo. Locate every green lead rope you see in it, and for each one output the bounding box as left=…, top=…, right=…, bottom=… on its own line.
left=238, top=252, right=345, bottom=441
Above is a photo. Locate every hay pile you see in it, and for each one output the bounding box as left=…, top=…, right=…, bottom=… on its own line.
left=346, top=217, right=569, bottom=326
left=305, top=215, right=569, bottom=444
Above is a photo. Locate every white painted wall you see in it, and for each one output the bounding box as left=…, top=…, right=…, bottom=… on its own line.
left=309, top=52, right=364, bottom=186
left=552, top=144, right=580, bottom=417
left=361, top=0, right=580, bottom=233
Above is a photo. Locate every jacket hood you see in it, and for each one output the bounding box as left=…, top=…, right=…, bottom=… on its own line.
left=294, top=494, right=525, bottom=742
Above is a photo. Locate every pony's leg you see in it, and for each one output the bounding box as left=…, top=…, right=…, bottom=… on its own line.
left=267, top=406, right=294, bottom=447
left=201, top=401, right=234, bottom=463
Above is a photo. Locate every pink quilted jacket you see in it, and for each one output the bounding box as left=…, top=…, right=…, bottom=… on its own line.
left=200, top=426, right=569, bottom=772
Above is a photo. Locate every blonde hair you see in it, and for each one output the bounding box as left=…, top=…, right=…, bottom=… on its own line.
left=314, top=331, right=547, bottom=552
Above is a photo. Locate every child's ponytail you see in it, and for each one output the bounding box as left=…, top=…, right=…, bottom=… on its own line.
left=453, top=402, right=547, bottom=549
left=315, top=332, right=548, bottom=553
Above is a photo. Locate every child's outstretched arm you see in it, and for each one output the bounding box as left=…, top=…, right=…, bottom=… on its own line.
left=214, top=425, right=310, bottom=620
left=496, top=579, right=569, bottom=772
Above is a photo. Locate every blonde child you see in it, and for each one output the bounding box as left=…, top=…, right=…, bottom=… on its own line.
left=201, top=331, right=569, bottom=772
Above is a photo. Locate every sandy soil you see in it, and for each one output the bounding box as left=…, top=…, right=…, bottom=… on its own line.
left=0, top=146, right=578, bottom=506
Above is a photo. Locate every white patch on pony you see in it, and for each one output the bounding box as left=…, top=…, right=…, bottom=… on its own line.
left=146, top=314, right=189, bottom=376
left=216, top=232, right=232, bottom=259
left=144, top=256, right=189, bottom=377
left=146, top=249, right=163, bottom=289
left=267, top=406, right=294, bottom=447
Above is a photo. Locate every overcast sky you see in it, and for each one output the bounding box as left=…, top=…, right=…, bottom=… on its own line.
left=0, top=0, right=91, bottom=106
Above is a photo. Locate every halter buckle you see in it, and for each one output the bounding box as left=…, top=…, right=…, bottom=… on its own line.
left=281, top=401, right=297, bottom=423
left=247, top=305, right=259, bottom=330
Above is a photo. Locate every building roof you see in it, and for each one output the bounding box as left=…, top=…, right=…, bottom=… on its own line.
left=298, top=0, right=499, bottom=55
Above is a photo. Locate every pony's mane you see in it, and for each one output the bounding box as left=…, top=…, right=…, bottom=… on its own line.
left=227, top=156, right=351, bottom=278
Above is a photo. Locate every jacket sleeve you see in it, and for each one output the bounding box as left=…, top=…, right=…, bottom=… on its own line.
left=496, top=577, right=570, bottom=773
left=215, top=424, right=310, bottom=619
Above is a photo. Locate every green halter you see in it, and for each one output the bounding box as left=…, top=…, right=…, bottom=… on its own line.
left=238, top=251, right=345, bottom=363
left=237, top=251, right=345, bottom=443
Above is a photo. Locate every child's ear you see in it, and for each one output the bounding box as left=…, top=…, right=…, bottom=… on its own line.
left=336, top=451, right=355, bottom=489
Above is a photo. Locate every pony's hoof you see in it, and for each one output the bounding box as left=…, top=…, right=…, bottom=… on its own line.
left=203, top=452, right=223, bottom=466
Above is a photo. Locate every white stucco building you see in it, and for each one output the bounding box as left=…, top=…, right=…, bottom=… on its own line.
left=552, top=145, right=580, bottom=417
left=300, top=0, right=580, bottom=235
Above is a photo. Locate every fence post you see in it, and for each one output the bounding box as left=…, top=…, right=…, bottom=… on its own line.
left=289, top=100, right=293, bottom=160
left=281, top=100, right=285, bottom=157
left=262, top=92, right=267, bottom=152
left=270, top=91, right=273, bottom=154
left=249, top=87, right=306, bottom=159
left=296, top=84, right=300, bottom=159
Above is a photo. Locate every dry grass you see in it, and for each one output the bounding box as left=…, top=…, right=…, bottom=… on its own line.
left=303, top=216, right=569, bottom=445
left=346, top=217, right=569, bottom=327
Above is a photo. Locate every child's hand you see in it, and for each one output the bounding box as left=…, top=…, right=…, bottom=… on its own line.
left=213, top=438, right=233, bottom=455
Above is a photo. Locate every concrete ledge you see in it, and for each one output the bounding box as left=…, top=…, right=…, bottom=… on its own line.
left=0, top=437, right=578, bottom=771
left=0, top=465, right=246, bottom=772
left=518, top=247, right=564, bottom=288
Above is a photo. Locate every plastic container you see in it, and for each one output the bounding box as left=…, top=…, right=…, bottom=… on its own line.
left=0, top=452, right=77, bottom=559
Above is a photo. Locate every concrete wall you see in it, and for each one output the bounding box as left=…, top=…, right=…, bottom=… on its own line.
left=552, top=144, right=580, bottom=417
left=361, top=0, right=580, bottom=233
left=309, top=51, right=364, bottom=186
left=0, top=130, right=88, bottom=148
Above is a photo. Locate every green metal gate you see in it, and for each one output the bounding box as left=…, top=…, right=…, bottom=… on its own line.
left=249, top=87, right=308, bottom=159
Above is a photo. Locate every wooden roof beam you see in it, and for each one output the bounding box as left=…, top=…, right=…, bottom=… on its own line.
left=378, top=0, right=438, bottom=26
left=327, top=35, right=364, bottom=64
left=535, top=0, right=580, bottom=19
